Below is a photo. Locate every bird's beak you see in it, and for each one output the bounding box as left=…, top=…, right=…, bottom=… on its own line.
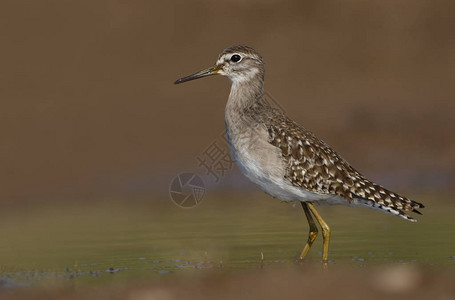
left=174, top=65, right=220, bottom=84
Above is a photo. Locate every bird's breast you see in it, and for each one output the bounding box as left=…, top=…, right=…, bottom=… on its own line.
left=225, top=119, right=300, bottom=200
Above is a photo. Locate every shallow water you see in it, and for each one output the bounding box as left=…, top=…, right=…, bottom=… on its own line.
left=1, top=192, right=454, bottom=287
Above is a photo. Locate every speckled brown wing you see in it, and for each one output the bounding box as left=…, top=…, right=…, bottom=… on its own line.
left=249, top=102, right=424, bottom=221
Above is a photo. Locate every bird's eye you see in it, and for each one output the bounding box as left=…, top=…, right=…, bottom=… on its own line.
left=231, top=54, right=241, bottom=62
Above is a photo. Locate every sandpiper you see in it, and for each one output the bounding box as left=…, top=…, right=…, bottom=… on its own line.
left=174, top=45, right=424, bottom=265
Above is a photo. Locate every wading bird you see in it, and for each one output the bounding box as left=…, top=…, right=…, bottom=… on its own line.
left=174, top=45, right=424, bottom=266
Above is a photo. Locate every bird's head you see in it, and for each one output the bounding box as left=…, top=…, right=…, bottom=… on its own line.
left=174, top=45, right=264, bottom=85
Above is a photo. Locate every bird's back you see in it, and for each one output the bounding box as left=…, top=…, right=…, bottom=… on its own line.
left=240, top=99, right=424, bottom=221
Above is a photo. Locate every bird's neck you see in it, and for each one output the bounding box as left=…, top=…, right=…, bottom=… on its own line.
left=225, top=78, right=267, bottom=132
left=226, top=79, right=264, bottom=115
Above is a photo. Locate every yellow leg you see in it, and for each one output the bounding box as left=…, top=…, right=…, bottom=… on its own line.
left=307, top=203, right=331, bottom=266
left=299, top=202, right=318, bottom=261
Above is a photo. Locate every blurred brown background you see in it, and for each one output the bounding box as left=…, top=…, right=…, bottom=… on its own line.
left=0, top=0, right=454, bottom=204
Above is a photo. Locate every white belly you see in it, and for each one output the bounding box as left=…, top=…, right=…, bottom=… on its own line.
left=226, top=126, right=329, bottom=203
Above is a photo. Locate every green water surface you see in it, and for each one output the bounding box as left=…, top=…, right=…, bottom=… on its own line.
left=0, top=192, right=453, bottom=287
